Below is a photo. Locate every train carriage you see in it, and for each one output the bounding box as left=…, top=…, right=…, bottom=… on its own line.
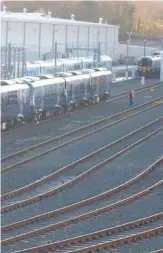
left=59, top=58, right=83, bottom=72
left=24, top=62, right=41, bottom=77
left=69, top=75, right=91, bottom=104
left=89, top=70, right=112, bottom=99
left=9, top=55, right=112, bottom=79
left=1, top=68, right=113, bottom=130
left=1, top=83, right=32, bottom=123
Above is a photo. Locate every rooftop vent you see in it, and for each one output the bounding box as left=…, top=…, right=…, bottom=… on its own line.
left=3, top=5, right=7, bottom=12
left=23, top=8, right=27, bottom=13
left=99, top=17, right=103, bottom=24
left=71, top=14, right=75, bottom=20
left=48, top=11, right=52, bottom=17
left=36, top=8, right=45, bottom=13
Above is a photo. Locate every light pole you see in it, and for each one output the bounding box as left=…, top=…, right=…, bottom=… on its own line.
left=127, top=32, right=132, bottom=45
left=161, top=40, right=163, bottom=50
left=126, top=40, right=129, bottom=80
left=144, top=39, right=146, bottom=56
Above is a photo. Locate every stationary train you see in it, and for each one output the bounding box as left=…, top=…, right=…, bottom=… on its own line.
left=137, top=50, right=163, bottom=78
left=6, top=55, right=112, bottom=78
left=1, top=68, right=113, bottom=130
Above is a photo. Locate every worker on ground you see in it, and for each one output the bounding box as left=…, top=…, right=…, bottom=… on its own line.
left=129, top=90, right=135, bottom=106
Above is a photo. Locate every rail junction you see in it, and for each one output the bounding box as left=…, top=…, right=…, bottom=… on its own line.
left=1, top=78, right=163, bottom=253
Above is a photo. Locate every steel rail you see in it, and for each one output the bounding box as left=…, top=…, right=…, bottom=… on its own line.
left=2, top=100, right=162, bottom=176
left=149, top=250, right=163, bottom=253
left=2, top=118, right=163, bottom=213
left=2, top=100, right=161, bottom=175
left=1, top=99, right=163, bottom=175
left=9, top=212, right=163, bottom=253
left=1, top=80, right=162, bottom=138
left=2, top=102, right=163, bottom=200
left=2, top=180, right=163, bottom=245
left=2, top=156, right=162, bottom=239
left=2, top=92, right=163, bottom=164
left=59, top=226, right=163, bottom=253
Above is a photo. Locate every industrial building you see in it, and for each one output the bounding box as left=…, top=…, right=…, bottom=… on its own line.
left=0, top=6, right=119, bottom=60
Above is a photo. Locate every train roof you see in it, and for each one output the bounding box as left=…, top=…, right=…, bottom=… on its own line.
left=68, top=71, right=83, bottom=75
left=0, top=79, right=19, bottom=86
left=80, top=69, right=95, bottom=74
left=100, top=55, right=112, bottom=61
left=138, top=55, right=161, bottom=61
left=93, top=67, right=107, bottom=71
left=58, top=58, right=83, bottom=64
left=151, top=50, right=163, bottom=56
left=24, top=55, right=112, bottom=69
left=0, top=9, right=118, bottom=28
left=38, top=75, right=55, bottom=80
left=0, top=83, right=29, bottom=92
left=26, top=62, right=43, bottom=68
left=54, top=72, right=73, bottom=77
left=31, top=77, right=66, bottom=88
left=90, top=70, right=112, bottom=76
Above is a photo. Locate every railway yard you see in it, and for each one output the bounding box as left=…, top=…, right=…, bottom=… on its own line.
left=1, top=79, right=163, bottom=253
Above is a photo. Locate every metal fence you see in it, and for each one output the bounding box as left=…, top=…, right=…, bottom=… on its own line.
left=0, top=42, right=103, bottom=79
left=1, top=44, right=26, bottom=80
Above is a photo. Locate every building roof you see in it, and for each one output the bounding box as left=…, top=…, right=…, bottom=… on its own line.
left=0, top=8, right=119, bottom=28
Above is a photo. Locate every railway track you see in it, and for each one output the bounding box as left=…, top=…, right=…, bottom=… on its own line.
left=8, top=213, right=163, bottom=253
left=2, top=81, right=162, bottom=252
left=149, top=250, right=163, bottom=253
left=1, top=115, right=163, bottom=213
left=1, top=157, right=162, bottom=246
left=2, top=102, right=163, bottom=199
left=1, top=80, right=162, bottom=141
left=2, top=94, right=163, bottom=176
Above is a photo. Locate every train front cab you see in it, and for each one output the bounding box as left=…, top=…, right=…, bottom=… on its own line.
left=137, top=57, right=159, bottom=78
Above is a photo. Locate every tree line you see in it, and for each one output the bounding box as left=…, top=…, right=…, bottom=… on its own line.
left=2, top=1, right=163, bottom=35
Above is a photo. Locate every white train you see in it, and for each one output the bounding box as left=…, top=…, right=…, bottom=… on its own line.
left=5, top=55, right=112, bottom=78
left=1, top=68, right=113, bottom=130
left=137, top=50, right=163, bottom=78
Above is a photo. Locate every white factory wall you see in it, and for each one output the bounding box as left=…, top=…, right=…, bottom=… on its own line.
left=1, top=19, right=119, bottom=60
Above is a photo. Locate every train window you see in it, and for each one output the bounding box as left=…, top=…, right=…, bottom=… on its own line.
left=8, top=91, right=18, bottom=105
left=87, top=63, right=93, bottom=68
left=138, top=58, right=152, bottom=66
left=45, top=85, right=55, bottom=97
left=52, top=85, right=56, bottom=95
left=74, top=64, right=81, bottom=70
left=23, top=90, right=28, bottom=104
left=98, top=76, right=104, bottom=85
left=1, top=95, right=6, bottom=105
left=80, top=81, right=85, bottom=90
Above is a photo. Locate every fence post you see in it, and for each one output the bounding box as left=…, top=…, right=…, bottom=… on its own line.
left=7, top=43, right=12, bottom=79
left=54, top=41, right=57, bottom=73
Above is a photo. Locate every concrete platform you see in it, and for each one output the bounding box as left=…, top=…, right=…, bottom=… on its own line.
left=113, top=77, right=134, bottom=83
left=112, top=65, right=137, bottom=73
